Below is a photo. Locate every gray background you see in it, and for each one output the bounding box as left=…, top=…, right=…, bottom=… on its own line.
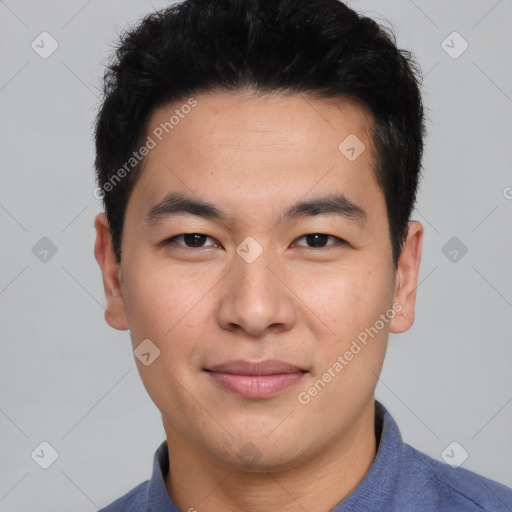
left=0, top=0, right=511, bottom=510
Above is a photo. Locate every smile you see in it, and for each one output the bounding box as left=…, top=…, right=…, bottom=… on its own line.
left=204, top=359, right=307, bottom=398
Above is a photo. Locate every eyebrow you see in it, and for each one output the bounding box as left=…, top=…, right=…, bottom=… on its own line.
left=144, top=192, right=367, bottom=226
left=145, top=193, right=228, bottom=225
left=282, top=193, right=366, bottom=224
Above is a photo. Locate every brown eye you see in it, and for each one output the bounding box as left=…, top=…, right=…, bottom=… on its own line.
left=166, top=233, right=217, bottom=248
left=294, top=233, right=344, bottom=248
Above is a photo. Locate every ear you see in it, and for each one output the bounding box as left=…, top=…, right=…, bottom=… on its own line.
left=389, top=221, right=423, bottom=334
left=93, top=212, right=129, bottom=330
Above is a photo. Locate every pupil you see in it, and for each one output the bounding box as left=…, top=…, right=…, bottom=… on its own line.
left=184, top=233, right=206, bottom=247
left=306, top=234, right=328, bottom=247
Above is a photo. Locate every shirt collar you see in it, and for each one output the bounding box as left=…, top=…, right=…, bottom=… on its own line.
left=145, top=400, right=403, bottom=511
left=331, top=400, right=404, bottom=511
left=145, top=438, right=180, bottom=511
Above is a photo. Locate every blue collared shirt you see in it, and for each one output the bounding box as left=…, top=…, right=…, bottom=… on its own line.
left=99, top=401, right=512, bottom=511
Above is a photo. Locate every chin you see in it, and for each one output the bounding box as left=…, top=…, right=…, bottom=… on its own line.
left=229, top=452, right=306, bottom=473
left=212, top=435, right=312, bottom=473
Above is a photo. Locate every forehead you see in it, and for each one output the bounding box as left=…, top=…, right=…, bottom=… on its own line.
left=127, top=91, right=385, bottom=226
left=146, top=90, right=376, bottom=163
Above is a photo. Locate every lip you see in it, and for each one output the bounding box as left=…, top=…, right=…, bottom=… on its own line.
left=205, top=359, right=307, bottom=398
left=207, top=359, right=305, bottom=375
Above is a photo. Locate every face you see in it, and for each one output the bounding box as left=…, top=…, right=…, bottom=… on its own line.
left=95, top=91, right=422, bottom=471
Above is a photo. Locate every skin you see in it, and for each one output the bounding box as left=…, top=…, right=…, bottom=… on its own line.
left=94, top=90, right=423, bottom=512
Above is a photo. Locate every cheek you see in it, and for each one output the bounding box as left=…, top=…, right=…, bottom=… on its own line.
left=121, top=260, right=192, bottom=343
left=122, top=258, right=216, bottom=373
left=307, top=265, right=394, bottom=356
left=303, top=266, right=386, bottom=326
left=304, top=276, right=392, bottom=417
left=122, top=263, right=207, bottom=405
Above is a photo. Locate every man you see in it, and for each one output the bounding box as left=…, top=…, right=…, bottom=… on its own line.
left=93, top=0, right=512, bottom=510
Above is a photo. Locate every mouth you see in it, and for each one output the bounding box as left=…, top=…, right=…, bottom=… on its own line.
left=204, top=359, right=307, bottom=398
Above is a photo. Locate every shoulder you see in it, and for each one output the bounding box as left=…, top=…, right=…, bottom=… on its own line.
left=98, top=481, right=149, bottom=512
left=402, top=443, right=512, bottom=511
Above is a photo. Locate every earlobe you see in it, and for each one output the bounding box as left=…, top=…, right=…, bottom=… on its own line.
left=390, top=221, right=423, bottom=334
left=93, top=213, right=129, bottom=331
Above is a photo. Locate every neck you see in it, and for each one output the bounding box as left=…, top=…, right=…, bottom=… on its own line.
left=164, top=400, right=377, bottom=512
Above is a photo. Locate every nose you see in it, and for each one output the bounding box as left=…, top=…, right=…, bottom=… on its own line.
left=216, top=249, right=296, bottom=338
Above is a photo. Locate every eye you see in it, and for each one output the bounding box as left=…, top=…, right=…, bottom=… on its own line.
left=293, top=233, right=345, bottom=248
left=165, top=233, right=218, bottom=248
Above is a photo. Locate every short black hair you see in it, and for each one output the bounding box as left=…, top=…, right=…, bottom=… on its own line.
left=94, top=0, right=426, bottom=265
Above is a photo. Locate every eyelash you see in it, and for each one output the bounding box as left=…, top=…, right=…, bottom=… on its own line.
left=163, top=233, right=347, bottom=250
